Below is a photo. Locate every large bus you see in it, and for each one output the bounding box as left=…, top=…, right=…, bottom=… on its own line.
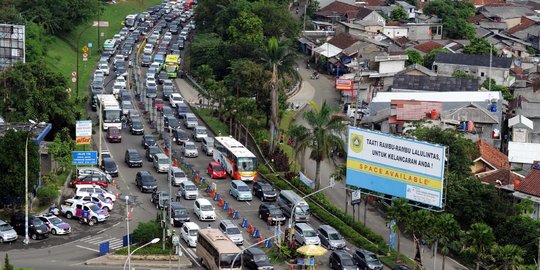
left=164, top=54, right=180, bottom=78
left=213, top=137, right=258, bottom=181
left=196, top=228, right=242, bottom=270
left=96, top=94, right=122, bottom=131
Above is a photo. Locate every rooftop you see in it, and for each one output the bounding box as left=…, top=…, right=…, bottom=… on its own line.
left=433, top=53, right=512, bottom=68
left=507, top=16, right=537, bottom=34
left=371, top=91, right=502, bottom=103
left=396, top=63, right=437, bottom=77
left=508, top=142, right=540, bottom=164
left=475, top=139, right=510, bottom=170
left=480, top=6, right=536, bottom=20
left=316, top=1, right=359, bottom=17
left=392, top=75, right=479, bottom=92
left=413, top=40, right=443, bottom=53
left=515, top=164, right=540, bottom=196
left=328, top=33, right=359, bottom=49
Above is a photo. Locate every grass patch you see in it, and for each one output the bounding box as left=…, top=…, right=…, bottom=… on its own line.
left=379, top=254, right=417, bottom=269
left=45, top=0, right=162, bottom=99
left=193, top=108, right=229, bottom=136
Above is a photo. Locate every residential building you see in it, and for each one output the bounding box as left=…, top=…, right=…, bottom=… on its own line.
left=432, top=53, right=513, bottom=86
left=479, top=5, right=537, bottom=29
left=412, top=40, right=443, bottom=55
left=471, top=139, right=510, bottom=175
left=513, top=163, right=540, bottom=219
left=315, top=1, right=385, bottom=24
left=391, top=75, right=480, bottom=92
left=396, top=1, right=416, bottom=19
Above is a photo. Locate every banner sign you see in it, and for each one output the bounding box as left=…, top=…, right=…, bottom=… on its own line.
left=76, top=120, right=92, bottom=145
left=335, top=79, right=354, bottom=91
left=298, top=172, right=314, bottom=189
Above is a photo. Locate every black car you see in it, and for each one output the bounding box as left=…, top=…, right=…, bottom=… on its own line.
left=258, top=204, right=286, bottom=225
left=125, top=149, right=143, bottom=168
left=100, top=157, right=119, bottom=177
left=115, top=64, right=127, bottom=77
left=177, top=39, right=184, bottom=50
left=146, top=145, right=162, bottom=162
left=353, top=249, right=383, bottom=270
left=157, top=71, right=168, bottom=84
left=242, top=248, right=273, bottom=270
left=392, top=265, right=412, bottom=270
left=329, top=251, right=357, bottom=270
left=11, top=214, right=49, bottom=240
left=135, top=170, right=158, bottom=193
left=130, top=118, right=144, bottom=135
left=142, top=135, right=157, bottom=149
left=164, top=116, right=180, bottom=132
left=173, top=129, right=189, bottom=145
left=165, top=201, right=190, bottom=226
left=252, top=181, right=277, bottom=201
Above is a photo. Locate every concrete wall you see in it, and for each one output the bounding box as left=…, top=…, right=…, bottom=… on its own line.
left=379, top=60, right=406, bottom=74
left=384, top=26, right=408, bottom=38
left=433, top=63, right=509, bottom=85
left=407, top=24, right=443, bottom=41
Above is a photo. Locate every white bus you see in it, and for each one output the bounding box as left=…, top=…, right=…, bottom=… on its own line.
left=213, top=137, right=258, bottom=181
left=196, top=228, right=242, bottom=270
left=96, top=94, right=122, bottom=131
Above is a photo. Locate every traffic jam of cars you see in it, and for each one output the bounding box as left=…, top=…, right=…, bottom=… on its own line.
left=0, top=1, right=392, bottom=269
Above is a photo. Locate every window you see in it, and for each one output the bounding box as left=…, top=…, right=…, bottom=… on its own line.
left=481, top=72, right=485, bottom=77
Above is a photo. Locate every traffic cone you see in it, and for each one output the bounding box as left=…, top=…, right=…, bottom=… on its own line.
left=174, top=159, right=179, bottom=167
left=127, top=211, right=131, bottom=221
left=112, top=179, right=116, bottom=187
left=228, top=207, right=233, bottom=217
left=218, top=198, right=224, bottom=207
left=248, top=224, right=253, bottom=234
left=116, top=193, right=119, bottom=200
left=258, top=234, right=263, bottom=243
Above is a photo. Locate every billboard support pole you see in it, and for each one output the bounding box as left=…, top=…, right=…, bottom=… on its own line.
left=364, top=197, right=367, bottom=225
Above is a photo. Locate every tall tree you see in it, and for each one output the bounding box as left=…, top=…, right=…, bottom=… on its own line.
left=259, top=37, right=297, bottom=151
left=224, top=59, right=267, bottom=99
left=463, top=223, right=495, bottom=270
left=423, top=0, right=476, bottom=39
left=251, top=1, right=299, bottom=38
left=432, top=213, right=461, bottom=270
left=405, top=50, right=423, bottom=66
left=489, top=244, right=524, bottom=270
left=293, top=101, right=346, bottom=190
left=386, top=198, right=412, bottom=262
left=227, top=10, right=264, bottom=45
left=390, top=7, right=408, bottom=22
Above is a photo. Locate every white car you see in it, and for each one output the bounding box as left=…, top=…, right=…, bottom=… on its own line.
left=150, top=62, right=162, bottom=72
left=114, top=55, right=125, bottom=65
left=93, top=70, right=105, bottom=79
left=169, top=167, right=188, bottom=186
left=75, top=184, right=117, bottom=202
left=76, top=167, right=112, bottom=183
left=36, top=214, right=71, bottom=235
left=163, top=32, right=173, bottom=42
left=180, top=222, right=200, bottom=247
left=112, top=84, right=125, bottom=95
left=98, top=63, right=109, bottom=76
left=146, top=76, right=157, bottom=86
left=115, top=77, right=127, bottom=88
left=143, top=44, right=154, bottom=54
left=193, top=198, right=215, bottom=221
left=169, top=93, right=184, bottom=108
left=72, top=194, right=114, bottom=212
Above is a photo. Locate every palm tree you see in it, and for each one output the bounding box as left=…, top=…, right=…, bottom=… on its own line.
left=463, top=223, right=495, bottom=270
left=259, top=37, right=297, bottom=151
left=431, top=213, right=461, bottom=270
left=287, top=123, right=309, bottom=169
left=385, top=198, right=412, bottom=262
left=490, top=244, right=524, bottom=270
left=293, top=101, right=345, bottom=190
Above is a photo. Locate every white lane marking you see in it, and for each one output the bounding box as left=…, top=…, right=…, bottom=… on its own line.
left=179, top=242, right=200, bottom=267
left=97, top=228, right=107, bottom=234
left=75, top=245, right=99, bottom=253
left=245, top=201, right=251, bottom=206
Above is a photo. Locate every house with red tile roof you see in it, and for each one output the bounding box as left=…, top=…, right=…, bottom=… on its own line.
left=471, top=139, right=510, bottom=175
left=315, top=1, right=385, bottom=23
left=412, top=40, right=443, bottom=55
left=514, top=163, right=540, bottom=219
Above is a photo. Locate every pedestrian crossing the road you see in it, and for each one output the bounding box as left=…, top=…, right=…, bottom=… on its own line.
left=78, top=235, right=124, bottom=250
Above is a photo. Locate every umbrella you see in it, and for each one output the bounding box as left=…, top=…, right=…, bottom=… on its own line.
left=296, top=245, right=328, bottom=256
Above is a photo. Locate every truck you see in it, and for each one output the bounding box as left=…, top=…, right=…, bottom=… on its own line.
left=60, top=199, right=109, bottom=226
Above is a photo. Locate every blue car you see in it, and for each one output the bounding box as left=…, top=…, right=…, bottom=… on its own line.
left=229, top=180, right=252, bottom=201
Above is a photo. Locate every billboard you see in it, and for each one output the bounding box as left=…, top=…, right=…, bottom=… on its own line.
left=346, top=127, right=446, bottom=208
left=335, top=79, right=354, bottom=91
left=76, top=120, right=92, bottom=145
left=0, top=24, right=25, bottom=71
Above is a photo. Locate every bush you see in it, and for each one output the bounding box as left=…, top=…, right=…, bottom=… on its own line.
left=114, top=243, right=171, bottom=255
left=260, top=142, right=290, bottom=172
left=133, top=220, right=161, bottom=245
left=36, top=185, right=59, bottom=207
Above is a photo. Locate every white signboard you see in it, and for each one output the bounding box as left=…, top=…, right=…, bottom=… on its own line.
left=76, top=120, right=92, bottom=137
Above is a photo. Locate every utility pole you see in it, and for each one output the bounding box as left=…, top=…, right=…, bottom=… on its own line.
left=488, top=44, right=492, bottom=91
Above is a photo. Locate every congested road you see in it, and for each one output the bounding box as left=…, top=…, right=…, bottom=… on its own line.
left=5, top=2, right=368, bottom=270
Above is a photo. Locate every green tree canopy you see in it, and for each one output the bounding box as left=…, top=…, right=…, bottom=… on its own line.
left=227, top=10, right=264, bottom=45
left=224, top=59, right=267, bottom=99
left=423, top=0, right=476, bottom=39
left=390, top=7, right=408, bottom=22
left=464, top=38, right=495, bottom=55
left=463, top=223, right=495, bottom=270
left=452, top=70, right=477, bottom=79
left=423, top=48, right=449, bottom=69
left=405, top=50, right=423, bottom=66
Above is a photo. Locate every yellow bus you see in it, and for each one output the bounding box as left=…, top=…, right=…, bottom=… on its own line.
left=164, top=54, right=180, bottom=78
left=196, top=228, right=242, bottom=270
left=213, top=136, right=258, bottom=181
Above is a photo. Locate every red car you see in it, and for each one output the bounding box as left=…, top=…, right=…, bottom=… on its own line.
left=153, top=98, right=165, bottom=111
left=207, top=161, right=227, bottom=179
left=106, top=127, right=122, bottom=143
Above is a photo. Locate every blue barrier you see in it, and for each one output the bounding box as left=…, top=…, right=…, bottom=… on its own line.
left=232, top=210, right=239, bottom=219
left=241, top=218, right=248, bottom=228
left=265, top=239, right=273, bottom=248
left=206, top=185, right=211, bottom=193
left=123, top=234, right=134, bottom=247
left=99, top=241, right=110, bottom=256
left=253, top=229, right=260, bottom=238
left=214, top=193, right=220, bottom=201
left=223, top=201, right=229, bottom=211
left=201, top=177, right=206, bottom=185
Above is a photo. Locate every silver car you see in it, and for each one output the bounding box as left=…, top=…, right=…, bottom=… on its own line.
left=219, top=220, right=243, bottom=245
left=178, top=181, right=198, bottom=200
left=169, top=167, right=188, bottom=186
left=318, top=225, right=346, bottom=250
left=182, top=142, right=198, bottom=158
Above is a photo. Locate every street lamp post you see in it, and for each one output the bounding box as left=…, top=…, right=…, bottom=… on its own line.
left=125, top=196, right=131, bottom=270
left=24, top=120, right=43, bottom=245
left=288, top=178, right=335, bottom=243
left=230, top=234, right=280, bottom=270
left=123, top=238, right=160, bottom=270
left=98, top=87, right=105, bottom=168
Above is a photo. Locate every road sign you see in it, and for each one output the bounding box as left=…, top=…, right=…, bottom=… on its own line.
left=93, top=21, right=110, bottom=27
left=351, top=190, right=362, bottom=205
left=82, top=46, right=89, bottom=53
left=71, top=77, right=77, bottom=83
left=72, top=151, right=98, bottom=165
left=71, top=71, right=77, bottom=77
left=88, top=42, right=93, bottom=48
left=82, top=52, right=88, bottom=62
